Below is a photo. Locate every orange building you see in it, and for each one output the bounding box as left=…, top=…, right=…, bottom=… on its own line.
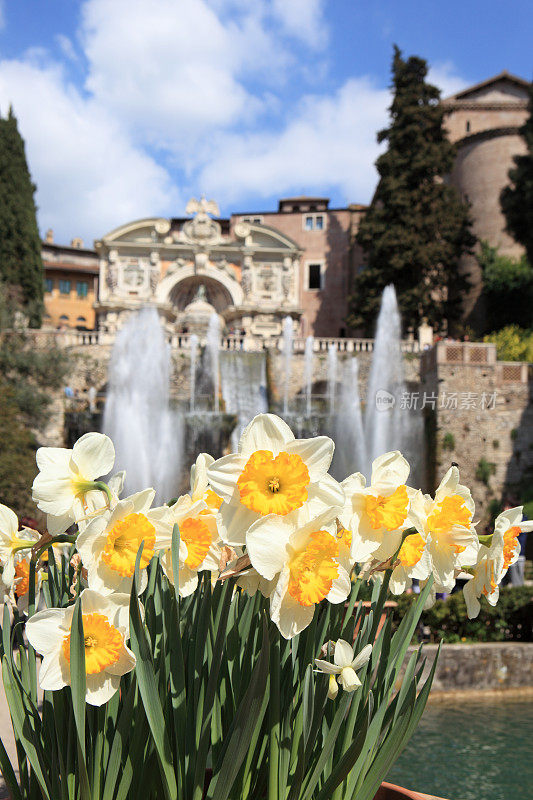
left=42, top=231, right=99, bottom=330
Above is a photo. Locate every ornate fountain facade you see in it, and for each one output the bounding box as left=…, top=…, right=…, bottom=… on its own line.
left=95, top=198, right=303, bottom=339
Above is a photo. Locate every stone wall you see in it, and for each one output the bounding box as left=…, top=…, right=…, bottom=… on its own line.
left=421, top=342, right=533, bottom=523
left=402, top=642, right=533, bottom=695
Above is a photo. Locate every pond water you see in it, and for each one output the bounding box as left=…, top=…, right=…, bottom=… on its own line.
left=387, top=698, right=533, bottom=800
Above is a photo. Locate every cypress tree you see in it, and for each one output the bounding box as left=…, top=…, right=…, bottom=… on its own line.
left=348, top=47, right=475, bottom=334
left=0, top=106, right=43, bottom=326
left=500, top=81, right=533, bottom=266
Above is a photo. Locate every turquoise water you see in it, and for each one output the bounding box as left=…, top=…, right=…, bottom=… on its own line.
left=387, top=699, right=533, bottom=800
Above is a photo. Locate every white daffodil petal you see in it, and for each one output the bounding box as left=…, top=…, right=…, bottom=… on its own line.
left=327, top=567, right=352, bottom=605
left=334, top=639, right=354, bottom=668
left=306, top=474, right=345, bottom=517
left=238, top=413, right=294, bottom=458
left=26, top=609, right=68, bottom=654
left=0, top=504, right=18, bottom=536
left=245, top=516, right=292, bottom=580
left=38, top=651, right=68, bottom=691
left=339, top=666, right=361, bottom=692
left=463, top=579, right=481, bottom=619
left=31, top=474, right=76, bottom=516
left=217, top=500, right=258, bottom=546
left=71, top=432, right=115, bottom=480
left=35, top=447, right=71, bottom=475
left=314, top=659, right=341, bottom=675
left=351, top=643, right=373, bottom=670
left=371, top=451, right=410, bottom=490
left=105, top=643, right=136, bottom=676
left=85, top=672, right=121, bottom=706
left=284, top=437, right=334, bottom=482
left=207, top=455, right=246, bottom=502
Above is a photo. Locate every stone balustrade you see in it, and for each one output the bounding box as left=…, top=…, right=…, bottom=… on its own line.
left=35, top=328, right=421, bottom=354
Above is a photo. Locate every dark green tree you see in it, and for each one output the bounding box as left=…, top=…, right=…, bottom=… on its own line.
left=478, top=240, right=533, bottom=331
left=0, top=106, right=43, bottom=326
left=348, top=47, right=475, bottom=334
left=0, top=283, right=68, bottom=518
left=501, top=81, right=533, bottom=266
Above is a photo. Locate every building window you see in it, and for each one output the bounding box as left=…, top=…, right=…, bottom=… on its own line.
left=44, top=278, right=53, bottom=293
left=308, top=263, right=323, bottom=290
left=303, top=213, right=326, bottom=232
left=76, top=316, right=87, bottom=329
left=59, top=315, right=69, bottom=326
left=242, top=216, right=263, bottom=224
left=77, top=280, right=88, bottom=298
left=466, top=120, right=471, bottom=132
left=59, top=279, right=71, bottom=295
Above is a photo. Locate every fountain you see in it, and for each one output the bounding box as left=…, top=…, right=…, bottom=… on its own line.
left=327, top=343, right=338, bottom=415
left=282, top=316, right=293, bottom=415
left=206, top=314, right=220, bottom=413
left=330, top=358, right=367, bottom=480
left=220, top=351, right=268, bottom=449
left=189, top=333, right=199, bottom=413
left=363, top=285, right=409, bottom=474
left=103, top=307, right=182, bottom=502
left=304, top=336, right=314, bottom=416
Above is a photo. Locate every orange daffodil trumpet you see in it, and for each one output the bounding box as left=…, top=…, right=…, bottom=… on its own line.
left=207, top=414, right=344, bottom=547
left=315, top=640, right=373, bottom=699
left=76, top=489, right=161, bottom=596
left=246, top=507, right=351, bottom=639
left=25, top=589, right=136, bottom=706
left=410, top=466, right=478, bottom=592
left=339, top=451, right=418, bottom=564
left=32, top=432, right=116, bottom=535
left=150, top=493, right=223, bottom=598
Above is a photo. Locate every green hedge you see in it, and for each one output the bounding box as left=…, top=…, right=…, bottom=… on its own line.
left=392, top=585, right=533, bottom=643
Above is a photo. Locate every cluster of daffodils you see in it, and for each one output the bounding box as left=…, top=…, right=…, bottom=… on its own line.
left=1, top=415, right=529, bottom=706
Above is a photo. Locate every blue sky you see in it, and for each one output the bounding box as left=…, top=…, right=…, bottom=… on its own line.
left=0, top=0, right=530, bottom=244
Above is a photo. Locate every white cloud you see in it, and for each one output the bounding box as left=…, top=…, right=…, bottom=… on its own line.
left=198, top=77, right=390, bottom=205
left=55, top=34, right=79, bottom=63
left=271, top=0, right=327, bottom=49
left=0, top=59, right=178, bottom=243
left=429, top=62, right=470, bottom=98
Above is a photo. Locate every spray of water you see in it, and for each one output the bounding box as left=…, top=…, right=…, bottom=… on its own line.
left=189, top=333, right=199, bottom=413
left=103, top=307, right=182, bottom=502
left=327, top=344, right=338, bottom=416
left=304, top=336, right=314, bottom=416
left=364, top=285, right=407, bottom=473
left=330, top=358, right=367, bottom=479
left=206, top=314, right=220, bottom=413
left=282, top=316, right=294, bottom=415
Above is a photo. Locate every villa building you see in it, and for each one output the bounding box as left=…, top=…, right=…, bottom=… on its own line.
left=41, top=71, right=530, bottom=337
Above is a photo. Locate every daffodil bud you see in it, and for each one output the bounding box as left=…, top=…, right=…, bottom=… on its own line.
left=327, top=674, right=338, bottom=700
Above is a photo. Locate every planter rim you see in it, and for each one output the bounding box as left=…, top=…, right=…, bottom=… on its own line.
left=378, top=780, right=449, bottom=800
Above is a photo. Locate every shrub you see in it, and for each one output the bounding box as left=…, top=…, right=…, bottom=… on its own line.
left=475, top=457, right=496, bottom=485
left=442, top=432, right=455, bottom=451
left=483, top=324, right=533, bottom=362
left=393, top=586, right=533, bottom=643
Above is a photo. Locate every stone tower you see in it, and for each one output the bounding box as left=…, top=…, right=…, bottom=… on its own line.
left=442, top=71, right=530, bottom=329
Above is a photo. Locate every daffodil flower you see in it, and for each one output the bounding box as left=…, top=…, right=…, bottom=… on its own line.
left=315, top=640, right=373, bottom=698
left=410, top=466, right=479, bottom=591
left=151, top=494, right=222, bottom=597
left=463, top=526, right=506, bottom=619
left=190, top=453, right=224, bottom=512
left=0, top=503, right=40, bottom=588
left=76, top=489, right=159, bottom=596
left=340, top=451, right=417, bottom=564
left=389, top=530, right=432, bottom=595
left=32, top=433, right=116, bottom=535
left=493, top=506, right=533, bottom=572
left=25, top=589, right=136, bottom=706
left=207, top=413, right=344, bottom=547
left=246, top=507, right=351, bottom=639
